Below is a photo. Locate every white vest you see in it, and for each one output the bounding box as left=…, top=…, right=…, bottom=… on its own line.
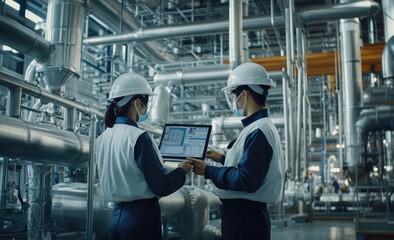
left=96, top=124, right=164, bottom=203
left=213, top=117, right=284, bottom=204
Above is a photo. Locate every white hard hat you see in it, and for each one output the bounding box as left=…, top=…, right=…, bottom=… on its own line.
left=108, top=72, right=156, bottom=101
left=221, top=62, right=274, bottom=92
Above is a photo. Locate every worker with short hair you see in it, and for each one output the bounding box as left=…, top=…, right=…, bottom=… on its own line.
left=189, top=62, right=284, bottom=240
left=96, top=72, right=191, bottom=240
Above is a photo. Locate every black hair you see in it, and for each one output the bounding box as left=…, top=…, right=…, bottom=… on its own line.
left=104, top=94, right=149, bottom=128
left=231, top=85, right=270, bottom=107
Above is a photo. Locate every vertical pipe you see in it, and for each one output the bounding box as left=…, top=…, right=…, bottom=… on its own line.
left=86, top=114, right=97, bottom=240
left=289, top=0, right=295, bottom=62
left=64, top=107, right=76, bottom=131
left=336, top=24, right=344, bottom=175
left=229, top=0, right=243, bottom=69
left=285, top=8, right=293, bottom=79
left=296, top=28, right=303, bottom=180
left=42, top=165, right=52, bottom=239
left=0, top=158, right=9, bottom=231
left=27, top=164, right=44, bottom=240
left=340, top=16, right=364, bottom=182
left=368, top=18, right=376, bottom=87
left=283, top=75, right=290, bottom=172
left=382, top=0, right=394, bottom=43
left=302, top=32, right=308, bottom=176
left=6, top=87, right=22, bottom=118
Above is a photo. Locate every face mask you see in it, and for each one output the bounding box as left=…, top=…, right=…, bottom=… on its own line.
left=231, top=92, right=247, bottom=117
left=136, top=100, right=150, bottom=122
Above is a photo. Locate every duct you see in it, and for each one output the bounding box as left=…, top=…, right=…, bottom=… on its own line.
left=52, top=183, right=221, bottom=240
left=84, top=15, right=285, bottom=46
left=89, top=0, right=175, bottom=63
left=229, top=0, right=242, bottom=69
left=0, top=15, right=53, bottom=63
left=297, top=0, right=379, bottom=23
left=382, top=36, right=394, bottom=81
left=340, top=16, right=364, bottom=183
left=150, top=85, right=171, bottom=125
left=36, top=0, right=85, bottom=96
left=382, top=0, right=394, bottom=42
left=363, top=85, right=394, bottom=106
left=0, top=70, right=104, bottom=118
left=0, top=115, right=89, bottom=167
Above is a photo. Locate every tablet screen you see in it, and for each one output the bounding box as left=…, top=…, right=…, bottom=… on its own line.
left=158, top=124, right=212, bottom=160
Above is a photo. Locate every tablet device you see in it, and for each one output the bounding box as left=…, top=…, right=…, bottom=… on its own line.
left=158, top=124, right=212, bottom=161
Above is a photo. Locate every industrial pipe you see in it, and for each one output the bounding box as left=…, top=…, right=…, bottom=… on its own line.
left=382, top=36, right=394, bottom=80
left=382, top=0, right=394, bottom=42
left=340, top=13, right=364, bottom=182
left=37, top=0, right=85, bottom=95
left=153, top=66, right=286, bottom=86
left=0, top=70, right=104, bottom=118
left=0, top=115, right=89, bottom=167
left=363, top=85, right=394, bottom=105
left=0, top=14, right=53, bottom=63
left=297, top=0, right=379, bottom=23
left=229, top=0, right=243, bottom=69
left=149, top=85, right=171, bottom=125
left=84, top=16, right=285, bottom=46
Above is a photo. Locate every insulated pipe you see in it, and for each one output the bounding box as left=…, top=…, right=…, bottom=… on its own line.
left=283, top=75, right=291, bottom=173
left=382, top=0, right=394, bottom=43
left=0, top=70, right=104, bottom=118
left=340, top=15, right=364, bottom=182
left=0, top=115, right=89, bottom=167
left=363, top=85, right=394, bottom=105
left=229, top=0, right=243, bottom=69
left=84, top=15, right=285, bottom=46
left=382, top=36, right=394, bottom=80
left=0, top=15, right=53, bottom=63
left=295, top=28, right=303, bottom=180
left=149, top=85, right=171, bottom=125
left=356, top=106, right=394, bottom=137
left=297, top=0, right=379, bottom=23
left=153, top=66, right=286, bottom=86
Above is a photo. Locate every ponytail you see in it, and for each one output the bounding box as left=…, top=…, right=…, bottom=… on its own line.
left=104, top=102, right=116, bottom=128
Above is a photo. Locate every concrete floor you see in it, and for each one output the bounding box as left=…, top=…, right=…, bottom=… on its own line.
left=272, top=220, right=355, bottom=240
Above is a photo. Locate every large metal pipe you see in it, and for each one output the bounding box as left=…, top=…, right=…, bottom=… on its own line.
left=86, top=115, right=97, bottom=240
left=356, top=106, right=394, bottom=137
left=297, top=0, right=379, bottom=23
left=89, top=0, right=175, bottom=63
left=382, top=0, right=394, bottom=43
left=153, top=66, right=286, bottom=86
left=84, top=16, right=284, bottom=46
left=37, top=0, right=85, bottom=95
left=229, top=0, right=243, bottom=69
left=52, top=183, right=221, bottom=240
left=0, top=70, right=104, bottom=118
left=382, top=36, right=394, bottom=81
left=0, top=115, right=89, bottom=167
left=363, top=85, right=394, bottom=105
left=340, top=14, right=364, bottom=182
left=0, top=15, right=53, bottom=63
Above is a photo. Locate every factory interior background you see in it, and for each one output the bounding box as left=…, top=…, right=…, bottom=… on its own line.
left=0, top=0, right=393, bottom=239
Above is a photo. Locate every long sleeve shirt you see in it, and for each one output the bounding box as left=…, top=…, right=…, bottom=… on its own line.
left=204, top=109, right=273, bottom=193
